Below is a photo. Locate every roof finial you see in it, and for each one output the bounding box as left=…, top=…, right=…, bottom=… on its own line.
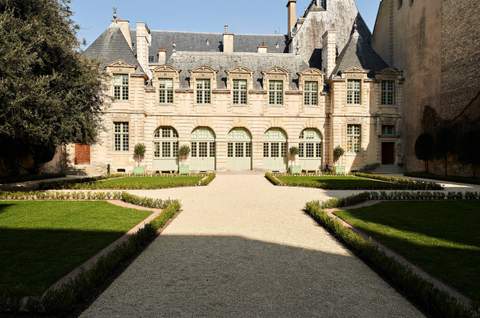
left=113, top=7, right=118, bottom=22
left=224, top=24, right=229, bottom=34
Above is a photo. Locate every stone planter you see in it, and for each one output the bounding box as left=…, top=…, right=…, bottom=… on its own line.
left=334, top=165, right=346, bottom=175
left=179, top=164, right=189, bottom=175
left=133, top=167, right=145, bottom=175
left=289, top=165, right=302, bottom=174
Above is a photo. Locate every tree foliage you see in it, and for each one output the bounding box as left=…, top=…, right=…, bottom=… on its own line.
left=133, top=144, right=146, bottom=166
left=333, top=146, right=345, bottom=163
left=0, top=0, right=104, bottom=174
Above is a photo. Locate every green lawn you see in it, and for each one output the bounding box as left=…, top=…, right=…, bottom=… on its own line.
left=72, top=175, right=206, bottom=190
left=335, top=201, right=480, bottom=301
left=275, top=175, right=397, bottom=190
left=0, top=201, right=150, bottom=297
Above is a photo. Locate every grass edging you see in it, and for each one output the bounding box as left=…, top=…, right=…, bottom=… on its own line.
left=304, top=195, right=480, bottom=318
left=0, top=195, right=181, bottom=314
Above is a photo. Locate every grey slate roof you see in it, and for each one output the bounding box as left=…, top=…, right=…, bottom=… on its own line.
left=84, top=26, right=144, bottom=74
left=332, top=26, right=388, bottom=77
left=133, top=30, right=288, bottom=63
left=167, top=52, right=309, bottom=90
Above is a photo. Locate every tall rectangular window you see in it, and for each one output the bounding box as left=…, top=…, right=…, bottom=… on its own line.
left=113, top=74, right=129, bottom=101
left=196, top=79, right=211, bottom=104
left=269, top=80, right=284, bottom=105
left=263, top=143, right=269, bottom=157
left=304, top=81, right=319, bottom=106
left=347, top=79, right=361, bottom=105
left=233, top=79, right=248, bottom=105
left=114, top=122, right=129, bottom=151
left=381, top=80, right=395, bottom=105
left=228, top=143, right=234, bottom=157
left=347, top=124, right=361, bottom=153
left=159, top=78, right=174, bottom=104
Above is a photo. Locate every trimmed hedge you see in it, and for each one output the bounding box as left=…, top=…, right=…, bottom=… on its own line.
left=199, top=173, right=216, bottom=186
left=0, top=199, right=181, bottom=314
left=405, top=172, right=480, bottom=185
left=265, top=172, right=283, bottom=185
left=354, top=172, right=443, bottom=190
left=305, top=201, right=478, bottom=318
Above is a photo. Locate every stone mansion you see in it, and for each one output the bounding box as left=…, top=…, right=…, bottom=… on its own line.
left=72, top=0, right=404, bottom=174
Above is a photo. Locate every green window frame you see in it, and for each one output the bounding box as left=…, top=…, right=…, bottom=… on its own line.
left=381, top=80, right=396, bottom=105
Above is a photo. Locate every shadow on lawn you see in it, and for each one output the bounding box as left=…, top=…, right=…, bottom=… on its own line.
left=0, top=227, right=126, bottom=298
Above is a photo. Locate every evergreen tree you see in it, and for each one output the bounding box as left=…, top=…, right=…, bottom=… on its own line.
left=414, top=133, right=434, bottom=173
left=0, top=0, right=104, bottom=175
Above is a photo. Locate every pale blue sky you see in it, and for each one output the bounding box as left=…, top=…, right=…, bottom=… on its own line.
left=71, top=0, right=381, bottom=48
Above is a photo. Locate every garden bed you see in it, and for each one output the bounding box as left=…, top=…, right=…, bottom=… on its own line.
left=44, top=173, right=216, bottom=190
left=266, top=172, right=442, bottom=190
left=304, top=191, right=480, bottom=318
left=0, top=191, right=181, bottom=314
left=405, top=172, right=480, bottom=185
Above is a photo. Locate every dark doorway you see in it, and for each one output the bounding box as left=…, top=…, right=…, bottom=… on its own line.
left=75, top=144, right=91, bottom=165
left=381, top=142, right=395, bottom=165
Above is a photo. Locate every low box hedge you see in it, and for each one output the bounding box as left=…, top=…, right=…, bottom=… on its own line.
left=405, top=172, right=480, bottom=185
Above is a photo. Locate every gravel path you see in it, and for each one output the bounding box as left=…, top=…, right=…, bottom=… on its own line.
left=81, top=174, right=423, bottom=318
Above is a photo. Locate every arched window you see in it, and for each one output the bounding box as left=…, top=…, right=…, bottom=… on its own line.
left=299, top=129, right=322, bottom=159
left=153, top=127, right=178, bottom=159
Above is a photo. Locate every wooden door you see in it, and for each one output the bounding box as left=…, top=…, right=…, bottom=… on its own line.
left=75, top=144, right=90, bottom=165
left=381, top=142, right=395, bottom=165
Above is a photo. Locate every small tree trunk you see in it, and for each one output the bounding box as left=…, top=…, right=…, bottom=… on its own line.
left=444, top=155, right=448, bottom=176
left=425, top=160, right=429, bottom=173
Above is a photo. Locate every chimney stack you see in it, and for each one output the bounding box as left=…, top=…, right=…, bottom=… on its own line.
left=223, top=25, right=234, bottom=54
left=136, top=22, right=152, bottom=78
left=157, top=48, right=167, bottom=65
left=258, top=44, right=268, bottom=54
left=287, top=0, right=297, bottom=37
left=322, top=30, right=337, bottom=78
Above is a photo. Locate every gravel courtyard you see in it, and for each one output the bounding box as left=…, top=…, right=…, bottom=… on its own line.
left=81, top=173, right=423, bottom=317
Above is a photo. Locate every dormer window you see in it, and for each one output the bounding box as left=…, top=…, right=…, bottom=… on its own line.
left=113, top=74, right=129, bottom=101
left=233, top=79, right=248, bottom=105
left=159, top=78, right=174, bottom=104
left=304, top=81, right=319, bottom=106
left=196, top=79, right=211, bottom=104
left=269, top=80, right=284, bottom=105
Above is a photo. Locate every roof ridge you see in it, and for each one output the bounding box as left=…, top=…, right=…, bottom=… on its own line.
left=147, top=29, right=286, bottom=37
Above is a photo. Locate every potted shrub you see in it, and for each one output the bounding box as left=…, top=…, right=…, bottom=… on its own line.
left=133, top=143, right=146, bottom=175
left=333, top=146, right=345, bottom=174
left=178, top=145, right=190, bottom=174
left=288, top=146, right=301, bottom=174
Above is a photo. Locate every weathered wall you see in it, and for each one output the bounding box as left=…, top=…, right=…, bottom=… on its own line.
left=440, top=0, right=480, bottom=120
left=373, top=0, right=442, bottom=172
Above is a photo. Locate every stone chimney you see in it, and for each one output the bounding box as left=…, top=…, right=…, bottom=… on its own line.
left=287, top=0, right=297, bottom=37
left=112, top=19, right=133, bottom=49
left=136, top=22, right=152, bottom=78
left=322, top=30, right=337, bottom=78
left=258, top=44, right=268, bottom=54
left=157, top=48, right=167, bottom=65
left=223, top=25, right=234, bottom=54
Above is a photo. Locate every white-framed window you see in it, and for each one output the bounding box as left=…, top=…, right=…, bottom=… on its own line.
left=153, top=127, right=179, bottom=159
left=382, top=125, right=396, bottom=136
left=228, top=143, right=234, bottom=158
left=304, top=81, right=319, bottom=106
left=159, top=78, right=174, bottom=104
left=269, top=80, right=284, bottom=105
left=196, top=79, right=211, bottom=104
left=347, top=124, right=361, bottom=153
left=347, top=79, right=361, bottom=105
left=114, top=122, right=129, bottom=151
left=381, top=80, right=396, bottom=105
left=233, top=79, right=248, bottom=105
left=113, top=74, right=129, bottom=101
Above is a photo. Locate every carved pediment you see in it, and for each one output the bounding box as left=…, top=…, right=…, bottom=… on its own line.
left=263, top=66, right=289, bottom=76
left=228, top=66, right=253, bottom=75
left=377, top=67, right=401, bottom=75
left=191, top=65, right=217, bottom=74
left=108, top=60, right=136, bottom=69
left=299, top=68, right=323, bottom=76
left=153, top=64, right=179, bottom=74
left=343, top=66, right=367, bottom=74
